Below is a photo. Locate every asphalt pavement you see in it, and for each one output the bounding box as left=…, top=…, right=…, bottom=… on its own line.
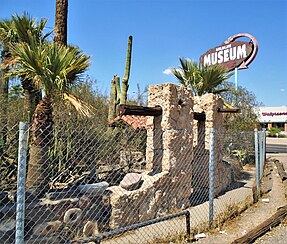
left=266, top=136, right=287, bottom=153
left=266, top=144, right=287, bottom=153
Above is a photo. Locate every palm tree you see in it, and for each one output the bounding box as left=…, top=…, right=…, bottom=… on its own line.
left=0, top=13, right=52, bottom=122
left=9, top=41, right=90, bottom=196
left=0, top=19, right=13, bottom=149
left=54, top=0, right=68, bottom=45
left=172, top=57, right=233, bottom=96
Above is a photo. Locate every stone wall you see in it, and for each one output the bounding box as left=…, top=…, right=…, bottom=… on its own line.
left=109, top=83, right=194, bottom=229
left=108, top=83, right=232, bottom=229
left=193, top=94, right=231, bottom=196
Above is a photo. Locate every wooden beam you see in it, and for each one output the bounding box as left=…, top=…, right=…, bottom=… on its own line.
left=274, top=160, right=287, bottom=181
left=232, top=205, right=287, bottom=244
left=118, top=104, right=206, bottom=121
left=194, top=112, right=206, bottom=121
left=118, top=104, right=162, bottom=117
left=274, top=160, right=287, bottom=198
left=217, top=108, right=241, bottom=113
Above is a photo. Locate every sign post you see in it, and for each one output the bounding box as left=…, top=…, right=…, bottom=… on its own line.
left=235, top=67, right=238, bottom=91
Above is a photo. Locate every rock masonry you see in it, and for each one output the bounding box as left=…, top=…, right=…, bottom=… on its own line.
left=108, top=83, right=231, bottom=229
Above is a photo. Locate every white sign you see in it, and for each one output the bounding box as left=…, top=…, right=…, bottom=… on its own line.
left=257, top=107, right=287, bottom=123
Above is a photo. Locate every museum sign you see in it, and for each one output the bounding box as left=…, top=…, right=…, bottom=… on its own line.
left=200, top=33, right=258, bottom=71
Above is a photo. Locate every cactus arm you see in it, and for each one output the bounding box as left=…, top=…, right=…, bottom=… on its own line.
left=115, top=75, right=121, bottom=99
left=120, top=35, right=133, bottom=104
left=108, top=75, right=118, bottom=121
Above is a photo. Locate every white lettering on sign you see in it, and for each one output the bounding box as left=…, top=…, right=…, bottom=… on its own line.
left=203, top=44, right=247, bottom=66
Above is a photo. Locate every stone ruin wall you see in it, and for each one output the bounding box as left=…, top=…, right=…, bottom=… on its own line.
left=108, top=83, right=232, bottom=229
left=109, top=83, right=194, bottom=229
left=193, top=94, right=232, bottom=196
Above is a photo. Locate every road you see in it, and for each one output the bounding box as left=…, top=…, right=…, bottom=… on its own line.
left=266, top=137, right=287, bottom=153
left=266, top=144, right=287, bottom=153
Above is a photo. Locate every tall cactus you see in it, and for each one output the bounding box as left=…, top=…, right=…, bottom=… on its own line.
left=108, top=35, right=133, bottom=121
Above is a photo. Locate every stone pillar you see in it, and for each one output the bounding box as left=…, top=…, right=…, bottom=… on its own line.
left=146, top=83, right=194, bottom=172
left=194, top=94, right=224, bottom=148
left=193, top=94, right=226, bottom=196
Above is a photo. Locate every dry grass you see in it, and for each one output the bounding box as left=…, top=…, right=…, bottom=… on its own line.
left=149, top=196, right=253, bottom=243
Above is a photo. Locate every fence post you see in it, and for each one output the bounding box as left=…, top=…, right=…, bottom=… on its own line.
left=15, top=122, right=29, bottom=244
left=262, top=128, right=266, bottom=164
left=209, top=128, right=215, bottom=228
left=254, top=128, right=260, bottom=198
left=259, top=131, right=264, bottom=179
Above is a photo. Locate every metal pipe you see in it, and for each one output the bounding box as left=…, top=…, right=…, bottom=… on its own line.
left=254, top=128, right=260, bottom=197
left=259, top=131, right=264, bottom=179
left=209, top=128, right=215, bottom=228
left=15, top=122, right=29, bottom=244
left=73, top=210, right=191, bottom=243
left=262, top=128, right=266, bottom=162
left=235, top=67, right=238, bottom=91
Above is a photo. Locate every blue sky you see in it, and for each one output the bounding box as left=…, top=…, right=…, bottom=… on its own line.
left=1, top=0, right=287, bottom=106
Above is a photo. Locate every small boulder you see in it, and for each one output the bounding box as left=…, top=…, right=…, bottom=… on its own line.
left=0, top=218, right=15, bottom=232
left=120, top=173, right=143, bottom=191
left=83, top=221, right=99, bottom=237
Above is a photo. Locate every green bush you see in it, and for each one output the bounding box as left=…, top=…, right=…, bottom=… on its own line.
left=268, top=127, right=281, bottom=137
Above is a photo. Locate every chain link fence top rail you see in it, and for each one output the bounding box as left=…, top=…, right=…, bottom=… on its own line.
left=0, top=121, right=258, bottom=243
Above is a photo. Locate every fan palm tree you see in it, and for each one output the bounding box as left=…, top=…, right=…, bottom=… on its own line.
left=0, top=13, right=52, bottom=122
left=8, top=40, right=90, bottom=196
left=172, top=57, right=233, bottom=96
left=0, top=19, right=13, bottom=149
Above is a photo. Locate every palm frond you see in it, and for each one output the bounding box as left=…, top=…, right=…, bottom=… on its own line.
left=172, top=57, right=234, bottom=96
left=63, top=93, right=94, bottom=117
left=8, top=41, right=91, bottom=99
left=223, top=101, right=236, bottom=109
left=11, top=12, right=51, bottom=45
left=1, top=56, right=17, bottom=70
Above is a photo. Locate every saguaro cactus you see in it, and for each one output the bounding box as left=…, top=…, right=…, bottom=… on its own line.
left=108, top=35, right=133, bottom=121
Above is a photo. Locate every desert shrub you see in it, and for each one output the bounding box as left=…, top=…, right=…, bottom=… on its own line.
left=267, top=127, right=281, bottom=137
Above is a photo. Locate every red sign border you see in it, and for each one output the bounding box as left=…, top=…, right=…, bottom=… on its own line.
left=200, top=33, right=258, bottom=71
left=223, top=33, right=258, bottom=70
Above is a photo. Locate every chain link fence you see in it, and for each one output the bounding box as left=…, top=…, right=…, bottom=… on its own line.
left=0, top=123, right=20, bottom=192
left=0, top=121, right=265, bottom=243
left=212, top=129, right=256, bottom=229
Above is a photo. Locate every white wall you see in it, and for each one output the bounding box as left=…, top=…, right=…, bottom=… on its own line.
left=257, top=106, right=287, bottom=123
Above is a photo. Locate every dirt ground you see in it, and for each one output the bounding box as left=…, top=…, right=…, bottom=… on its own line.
left=254, top=218, right=287, bottom=244
left=194, top=155, right=287, bottom=244
left=254, top=152, right=287, bottom=244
